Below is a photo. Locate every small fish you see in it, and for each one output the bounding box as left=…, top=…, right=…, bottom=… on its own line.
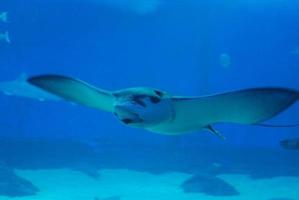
left=0, top=12, right=8, bottom=23
left=290, top=48, right=299, bottom=55
left=219, top=53, right=231, bottom=68
left=0, top=31, right=11, bottom=43
left=280, top=138, right=299, bottom=150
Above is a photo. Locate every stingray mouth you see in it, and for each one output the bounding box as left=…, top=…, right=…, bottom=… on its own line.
left=114, top=105, right=144, bottom=125
left=119, top=114, right=144, bottom=125
left=121, top=118, right=144, bottom=124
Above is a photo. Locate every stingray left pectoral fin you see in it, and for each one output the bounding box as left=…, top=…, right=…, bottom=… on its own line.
left=27, top=74, right=116, bottom=112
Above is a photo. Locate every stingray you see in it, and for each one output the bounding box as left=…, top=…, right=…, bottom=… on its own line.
left=25, top=74, right=299, bottom=139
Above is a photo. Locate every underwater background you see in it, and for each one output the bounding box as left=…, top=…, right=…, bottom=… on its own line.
left=0, top=0, right=299, bottom=199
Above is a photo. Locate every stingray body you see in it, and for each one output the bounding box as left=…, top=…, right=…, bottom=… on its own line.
left=25, top=74, right=299, bottom=138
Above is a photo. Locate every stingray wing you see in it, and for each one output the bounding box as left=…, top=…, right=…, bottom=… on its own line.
left=28, top=75, right=115, bottom=112
left=0, top=74, right=61, bottom=101
left=166, top=88, right=299, bottom=133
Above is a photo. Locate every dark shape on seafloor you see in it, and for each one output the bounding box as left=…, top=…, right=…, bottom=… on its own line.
left=94, top=195, right=122, bottom=200
left=280, top=138, right=299, bottom=150
left=0, top=163, right=39, bottom=197
left=181, top=174, right=239, bottom=196
left=0, top=137, right=100, bottom=179
left=0, top=137, right=102, bottom=198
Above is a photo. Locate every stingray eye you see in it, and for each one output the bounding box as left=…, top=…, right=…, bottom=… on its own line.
left=150, top=96, right=161, bottom=104
left=154, top=90, right=163, bottom=97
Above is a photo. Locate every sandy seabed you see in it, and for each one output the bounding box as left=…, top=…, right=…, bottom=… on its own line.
left=0, top=169, right=298, bottom=200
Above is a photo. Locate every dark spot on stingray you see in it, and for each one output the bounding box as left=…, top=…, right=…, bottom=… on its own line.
left=122, top=118, right=133, bottom=124
left=132, top=96, right=146, bottom=107
left=150, top=96, right=161, bottom=104
left=154, top=90, right=163, bottom=97
left=113, top=93, right=120, bottom=98
left=181, top=174, right=239, bottom=196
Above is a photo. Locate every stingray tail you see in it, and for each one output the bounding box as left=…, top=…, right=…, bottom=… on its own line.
left=205, top=125, right=226, bottom=140
left=255, top=123, right=299, bottom=128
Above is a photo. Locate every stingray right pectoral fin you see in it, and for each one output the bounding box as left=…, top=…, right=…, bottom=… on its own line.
left=170, top=88, right=299, bottom=133
left=27, top=75, right=115, bottom=112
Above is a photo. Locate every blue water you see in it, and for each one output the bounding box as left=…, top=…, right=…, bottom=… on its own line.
left=0, top=0, right=299, bottom=199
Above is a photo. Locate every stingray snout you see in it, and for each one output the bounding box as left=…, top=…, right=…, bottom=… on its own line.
left=114, top=103, right=144, bottom=124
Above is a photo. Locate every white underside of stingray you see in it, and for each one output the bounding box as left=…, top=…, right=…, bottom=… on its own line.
left=1, top=74, right=299, bottom=139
